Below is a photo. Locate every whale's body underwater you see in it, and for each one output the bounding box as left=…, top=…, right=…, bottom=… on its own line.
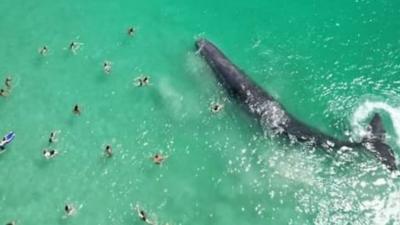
left=195, top=38, right=397, bottom=171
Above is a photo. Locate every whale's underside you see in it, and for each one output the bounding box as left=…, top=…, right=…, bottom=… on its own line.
left=195, top=38, right=397, bottom=171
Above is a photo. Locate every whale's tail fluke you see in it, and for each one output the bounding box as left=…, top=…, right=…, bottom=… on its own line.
left=363, top=113, right=397, bottom=171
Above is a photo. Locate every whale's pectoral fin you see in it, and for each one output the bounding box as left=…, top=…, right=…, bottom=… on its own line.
left=363, top=113, right=397, bottom=171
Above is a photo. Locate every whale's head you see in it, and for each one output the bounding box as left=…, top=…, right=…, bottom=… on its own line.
left=195, top=38, right=275, bottom=107
left=195, top=38, right=218, bottom=58
left=195, top=38, right=205, bottom=49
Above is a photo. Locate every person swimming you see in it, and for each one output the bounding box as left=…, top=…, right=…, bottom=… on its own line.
left=134, top=205, right=154, bottom=225
left=105, top=145, right=112, bottom=157
left=211, top=103, right=224, bottom=113
left=73, top=104, right=81, bottom=115
left=103, top=61, right=112, bottom=74
left=135, top=76, right=149, bottom=87
left=69, top=42, right=80, bottom=53
left=152, top=153, right=165, bottom=165
left=43, top=149, right=58, bottom=159
left=0, top=88, right=8, bottom=97
left=38, top=46, right=48, bottom=56
left=127, top=27, right=136, bottom=36
left=64, top=204, right=76, bottom=216
left=142, top=76, right=149, bottom=85
left=6, top=221, right=16, bottom=225
left=5, top=76, right=12, bottom=89
left=49, top=131, right=58, bottom=143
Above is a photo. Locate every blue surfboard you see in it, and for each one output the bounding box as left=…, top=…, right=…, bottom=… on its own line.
left=0, top=131, right=15, bottom=150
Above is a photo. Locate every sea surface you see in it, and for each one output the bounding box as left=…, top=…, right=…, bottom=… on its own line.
left=1, top=0, right=400, bottom=224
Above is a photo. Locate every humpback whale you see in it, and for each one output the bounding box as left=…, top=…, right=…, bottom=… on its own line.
left=195, top=38, right=397, bottom=171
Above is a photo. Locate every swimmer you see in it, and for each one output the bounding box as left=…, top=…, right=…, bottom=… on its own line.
left=104, top=145, right=112, bottom=157
left=69, top=41, right=80, bottom=53
left=127, top=27, right=136, bottom=36
left=103, top=61, right=112, bottom=74
left=73, top=104, right=81, bottom=115
left=38, top=46, right=48, bottom=56
left=6, top=221, right=16, bottom=225
left=142, top=76, right=149, bottom=85
left=152, top=153, right=165, bottom=165
left=64, top=204, right=76, bottom=216
left=0, top=88, right=8, bottom=97
left=211, top=103, right=224, bottom=113
left=134, top=205, right=154, bottom=225
left=135, top=76, right=150, bottom=87
left=5, top=76, right=12, bottom=89
left=43, top=149, right=58, bottom=159
left=49, top=131, right=58, bottom=143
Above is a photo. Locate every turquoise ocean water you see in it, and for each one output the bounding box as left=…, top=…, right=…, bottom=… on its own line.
left=1, top=0, right=400, bottom=224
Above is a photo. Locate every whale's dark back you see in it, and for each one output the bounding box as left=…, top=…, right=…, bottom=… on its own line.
left=196, top=38, right=397, bottom=171
left=196, top=39, right=340, bottom=146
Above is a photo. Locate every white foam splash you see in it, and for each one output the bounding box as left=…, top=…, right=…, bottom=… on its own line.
left=351, top=101, right=400, bottom=146
left=361, top=190, right=400, bottom=225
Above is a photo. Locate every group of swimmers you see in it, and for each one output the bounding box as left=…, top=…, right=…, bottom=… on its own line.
left=41, top=103, right=167, bottom=164
left=38, top=100, right=166, bottom=160
left=0, top=76, right=12, bottom=97
left=102, top=63, right=150, bottom=87
left=64, top=203, right=155, bottom=224
left=37, top=27, right=136, bottom=75
left=43, top=131, right=59, bottom=159
left=38, top=41, right=82, bottom=56
left=56, top=203, right=155, bottom=224
left=35, top=111, right=166, bottom=223
left=2, top=25, right=227, bottom=225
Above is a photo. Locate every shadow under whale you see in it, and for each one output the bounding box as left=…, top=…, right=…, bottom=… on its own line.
left=195, top=38, right=397, bottom=171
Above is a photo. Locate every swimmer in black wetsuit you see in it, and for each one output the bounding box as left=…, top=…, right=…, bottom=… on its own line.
left=0, top=88, right=8, bottom=97
left=134, top=205, right=154, bottom=224
left=103, top=61, right=112, bottom=74
left=5, top=76, right=12, bottom=89
left=69, top=42, right=76, bottom=50
left=43, top=149, right=58, bottom=159
left=127, top=27, right=135, bottom=36
left=64, top=203, right=76, bottom=216
left=211, top=103, right=223, bottom=113
left=152, top=153, right=165, bottom=165
left=49, top=131, right=58, bottom=143
left=105, top=145, right=112, bottom=157
left=136, top=76, right=149, bottom=87
left=69, top=41, right=81, bottom=53
left=39, top=46, right=48, bottom=56
left=73, top=104, right=81, bottom=115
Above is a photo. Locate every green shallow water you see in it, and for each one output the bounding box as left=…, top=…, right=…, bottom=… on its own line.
left=1, top=0, right=400, bottom=224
